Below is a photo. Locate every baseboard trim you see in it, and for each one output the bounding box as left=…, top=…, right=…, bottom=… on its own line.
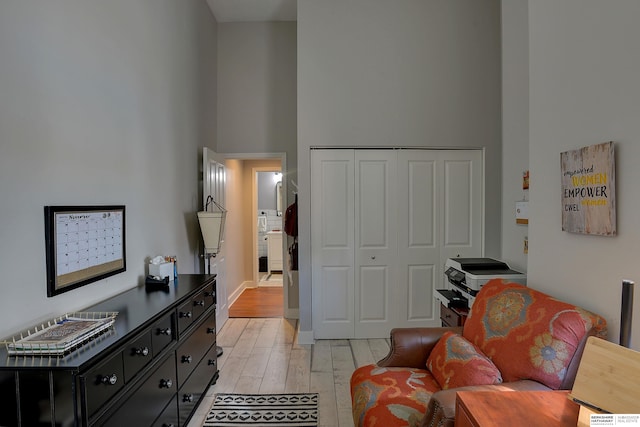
left=297, top=327, right=315, bottom=345
left=285, top=308, right=299, bottom=319
left=227, top=281, right=253, bottom=306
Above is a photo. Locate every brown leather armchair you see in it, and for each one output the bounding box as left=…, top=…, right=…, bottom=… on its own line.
left=350, top=280, right=607, bottom=427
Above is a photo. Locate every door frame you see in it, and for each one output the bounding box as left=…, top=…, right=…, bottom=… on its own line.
left=203, top=147, right=229, bottom=332
left=222, top=152, right=293, bottom=318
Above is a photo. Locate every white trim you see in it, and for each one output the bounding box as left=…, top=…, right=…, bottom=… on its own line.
left=297, top=327, right=315, bottom=345
left=227, top=280, right=253, bottom=306
left=285, top=308, right=299, bottom=319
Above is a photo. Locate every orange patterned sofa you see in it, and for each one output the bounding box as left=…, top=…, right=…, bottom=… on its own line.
left=350, top=279, right=607, bottom=427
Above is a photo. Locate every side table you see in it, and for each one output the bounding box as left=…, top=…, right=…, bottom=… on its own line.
left=455, top=390, right=580, bottom=427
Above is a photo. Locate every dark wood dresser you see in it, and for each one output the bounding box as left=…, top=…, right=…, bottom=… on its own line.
left=439, top=303, right=468, bottom=327
left=0, top=274, right=218, bottom=427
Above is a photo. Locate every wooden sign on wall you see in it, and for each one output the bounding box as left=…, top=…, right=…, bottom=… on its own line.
left=561, top=141, right=616, bottom=236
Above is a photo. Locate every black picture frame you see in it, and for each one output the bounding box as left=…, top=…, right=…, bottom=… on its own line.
left=45, top=205, right=126, bottom=297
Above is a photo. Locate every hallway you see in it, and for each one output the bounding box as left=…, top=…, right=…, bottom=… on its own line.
left=229, top=286, right=284, bottom=318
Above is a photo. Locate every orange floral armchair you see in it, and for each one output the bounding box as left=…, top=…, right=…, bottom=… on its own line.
left=350, top=279, right=607, bottom=427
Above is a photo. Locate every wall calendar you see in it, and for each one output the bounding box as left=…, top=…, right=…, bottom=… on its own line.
left=45, top=206, right=126, bottom=296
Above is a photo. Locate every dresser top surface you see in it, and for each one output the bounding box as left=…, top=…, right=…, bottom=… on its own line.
left=0, top=274, right=215, bottom=370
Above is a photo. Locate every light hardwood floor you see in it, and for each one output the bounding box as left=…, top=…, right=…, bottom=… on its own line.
left=186, top=317, right=390, bottom=427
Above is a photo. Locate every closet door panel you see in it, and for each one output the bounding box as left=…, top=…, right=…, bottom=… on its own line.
left=396, top=151, right=440, bottom=327
left=354, top=151, right=397, bottom=338
left=311, top=150, right=355, bottom=338
left=358, top=266, right=388, bottom=321
left=321, top=266, right=352, bottom=321
left=440, top=150, right=484, bottom=269
left=407, top=264, right=436, bottom=320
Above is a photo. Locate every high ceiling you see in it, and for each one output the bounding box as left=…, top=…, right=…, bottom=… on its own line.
left=206, top=0, right=297, bottom=22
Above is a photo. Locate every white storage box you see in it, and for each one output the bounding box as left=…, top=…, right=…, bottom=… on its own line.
left=149, top=262, right=173, bottom=279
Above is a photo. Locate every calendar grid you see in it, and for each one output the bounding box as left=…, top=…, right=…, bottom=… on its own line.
left=45, top=206, right=126, bottom=296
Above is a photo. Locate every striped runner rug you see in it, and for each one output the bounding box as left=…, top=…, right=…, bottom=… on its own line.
left=203, top=393, right=319, bottom=426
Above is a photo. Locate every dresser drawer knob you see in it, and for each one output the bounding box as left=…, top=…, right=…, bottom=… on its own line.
left=207, top=327, right=215, bottom=334
left=181, top=355, right=192, bottom=364
left=158, top=327, right=172, bottom=336
left=135, top=346, right=150, bottom=356
left=160, top=379, right=173, bottom=389
left=179, top=311, right=192, bottom=319
left=208, top=359, right=216, bottom=366
left=194, top=300, right=205, bottom=307
left=183, top=394, right=194, bottom=403
left=101, top=374, right=118, bottom=386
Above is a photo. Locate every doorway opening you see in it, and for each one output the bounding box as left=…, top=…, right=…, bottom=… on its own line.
left=223, top=153, right=288, bottom=319
left=256, top=170, right=284, bottom=288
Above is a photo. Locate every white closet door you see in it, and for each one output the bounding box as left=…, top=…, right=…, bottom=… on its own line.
left=439, top=150, right=484, bottom=276
left=354, top=150, right=397, bottom=337
left=396, top=150, right=440, bottom=328
left=311, top=150, right=355, bottom=338
left=311, top=149, right=483, bottom=339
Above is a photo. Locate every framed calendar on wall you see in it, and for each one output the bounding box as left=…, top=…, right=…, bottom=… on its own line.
left=45, top=205, right=126, bottom=297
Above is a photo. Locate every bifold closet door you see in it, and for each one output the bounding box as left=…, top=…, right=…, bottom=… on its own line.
left=311, top=149, right=483, bottom=339
left=395, top=150, right=440, bottom=328
left=311, top=150, right=396, bottom=339
left=311, top=150, right=356, bottom=338
left=438, top=150, right=484, bottom=269
left=353, top=150, right=397, bottom=338
left=394, top=150, right=484, bottom=329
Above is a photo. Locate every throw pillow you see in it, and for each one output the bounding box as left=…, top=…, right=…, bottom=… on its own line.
left=462, top=279, right=607, bottom=389
left=426, top=331, right=502, bottom=390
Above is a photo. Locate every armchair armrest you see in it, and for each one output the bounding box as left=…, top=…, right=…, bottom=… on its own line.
left=420, top=380, right=552, bottom=427
left=377, top=327, right=462, bottom=369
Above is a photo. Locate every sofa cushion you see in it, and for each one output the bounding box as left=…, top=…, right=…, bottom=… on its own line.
left=351, top=364, right=441, bottom=427
left=463, top=279, right=607, bottom=389
left=426, top=331, right=502, bottom=389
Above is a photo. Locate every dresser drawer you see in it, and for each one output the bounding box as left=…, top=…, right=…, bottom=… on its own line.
left=83, top=352, right=125, bottom=418
left=101, top=353, right=177, bottom=427
left=178, top=344, right=218, bottom=425
left=152, top=394, right=179, bottom=427
left=152, top=312, right=175, bottom=355
left=203, top=280, right=216, bottom=311
left=440, top=303, right=466, bottom=327
left=123, top=330, right=153, bottom=383
left=191, top=289, right=207, bottom=323
left=177, top=290, right=210, bottom=336
left=177, top=299, right=195, bottom=336
left=176, top=310, right=216, bottom=387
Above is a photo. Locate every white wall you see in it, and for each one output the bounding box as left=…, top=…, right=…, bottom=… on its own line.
left=528, top=1, right=640, bottom=349
left=258, top=172, right=279, bottom=211
left=297, top=0, right=502, bottom=334
left=217, top=22, right=298, bottom=193
left=0, top=0, right=218, bottom=338
left=215, top=22, right=298, bottom=313
left=501, top=0, right=529, bottom=273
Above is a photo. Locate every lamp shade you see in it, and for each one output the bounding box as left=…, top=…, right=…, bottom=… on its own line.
left=197, top=210, right=226, bottom=254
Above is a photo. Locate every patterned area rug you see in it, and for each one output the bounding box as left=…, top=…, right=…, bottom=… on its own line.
left=204, top=393, right=319, bottom=426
